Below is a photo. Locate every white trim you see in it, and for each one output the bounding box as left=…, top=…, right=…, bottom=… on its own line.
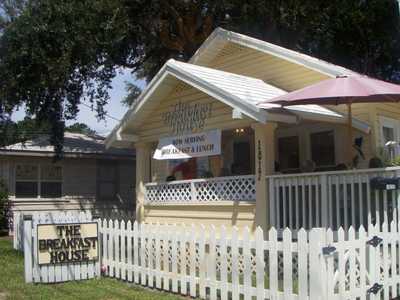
left=379, top=115, right=400, bottom=146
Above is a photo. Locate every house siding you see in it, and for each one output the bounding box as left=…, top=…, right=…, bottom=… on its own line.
left=0, top=155, right=136, bottom=232
left=203, top=43, right=331, bottom=92
left=137, top=82, right=254, bottom=143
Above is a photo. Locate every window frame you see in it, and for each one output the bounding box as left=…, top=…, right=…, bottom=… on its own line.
left=14, top=163, right=63, bottom=200
left=379, top=116, right=400, bottom=147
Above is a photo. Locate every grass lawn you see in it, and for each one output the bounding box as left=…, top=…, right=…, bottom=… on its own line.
left=0, top=237, right=185, bottom=300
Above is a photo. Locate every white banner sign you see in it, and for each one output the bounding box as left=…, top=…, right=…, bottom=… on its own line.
left=153, top=129, right=221, bottom=160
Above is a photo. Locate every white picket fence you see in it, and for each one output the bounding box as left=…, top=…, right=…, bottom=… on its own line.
left=99, top=219, right=400, bottom=300
left=23, top=211, right=100, bottom=283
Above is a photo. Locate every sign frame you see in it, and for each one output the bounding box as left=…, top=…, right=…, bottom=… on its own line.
left=36, top=221, right=99, bottom=266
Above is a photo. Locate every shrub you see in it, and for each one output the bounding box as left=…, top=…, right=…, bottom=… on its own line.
left=0, top=179, right=9, bottom=231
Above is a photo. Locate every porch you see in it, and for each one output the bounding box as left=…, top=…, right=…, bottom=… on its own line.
left=144, top=166, right=400, bottom=232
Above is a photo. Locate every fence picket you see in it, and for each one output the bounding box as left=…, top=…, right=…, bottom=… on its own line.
left=208, top=225, right=217, bottom=300
left=220, top=225, right=228, bottom=300
left=127, top=220, right=133, bottom=282
left=154, top=223, right=162, bottom=289
left=255, top=227, right=264, bottom=300
left=179, top=223, right=188, bottom=295
left=198, top=225, right=206, bottom=299
left=23, top=216, right=33, bottom=283
left=140, top=223, right=147, bottom=286
left=283, top=228, right=292, bottom=299
left=109, top=219, right=115, bottom=278
left=133, top=221, right=139, bottom=284
left=120, top=220, right=126, bottom=281
left=171, top=224, right=178, bottom=293
left=390, top=220, right=398, bottom=298
left=269, top=227, right=278, bottom=300
left=358, top=226, right=367, bottom=300
left=382, top=222, right=389, bottom=300
left=147, top=224, right=154, bottom=288
left=188, top=224, right=197, bottom=297
left=162, top=225, right=169, bottom=290
left=297, top=228, right=308, bottom=299
left=348, top=227, right=356, bottom=299
left=337, top=227, right=346, bottom=299
left=243, top=226, right=252, bottom=300
left=231, top=226, right=240, bottom=300
left=325, top=228, right=334, bottom=299
left=309, top=228, right=325, bottom=300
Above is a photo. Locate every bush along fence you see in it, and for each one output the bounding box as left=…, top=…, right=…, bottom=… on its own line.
left=21, top=214, right=400, bottom=299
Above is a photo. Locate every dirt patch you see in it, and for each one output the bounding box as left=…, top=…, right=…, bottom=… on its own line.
left=0, top=292, right=8, bottom=300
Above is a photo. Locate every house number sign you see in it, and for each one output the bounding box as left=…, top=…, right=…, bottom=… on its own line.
left=163, top=101, right=213, bottom=134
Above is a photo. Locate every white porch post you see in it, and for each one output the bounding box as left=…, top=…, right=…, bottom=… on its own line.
left=252, top=122, right=277, bottom=233
left=135, top=142, right=151, bottom=222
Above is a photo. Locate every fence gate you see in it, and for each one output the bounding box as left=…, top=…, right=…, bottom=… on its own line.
left=324, top=222, right=400, bottom=300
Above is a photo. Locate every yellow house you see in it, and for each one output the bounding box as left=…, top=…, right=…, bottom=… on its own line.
left=106, top=28, right=400, bottom=233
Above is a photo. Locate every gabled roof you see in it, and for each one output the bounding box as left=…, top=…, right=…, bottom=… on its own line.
left=106, top=59, right=298, bottom=147
left=106, top=59, right=370, bottom=148
left=190, top=27, right=358, bottom=78
left=1, top=132, right=135, bottom=159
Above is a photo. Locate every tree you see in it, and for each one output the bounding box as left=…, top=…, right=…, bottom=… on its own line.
left=66, top=123, right=97, bottom=136
left=0, top=0, right=137, bottom=153
left=0, top=0, right=399, bottom=153
left=122, top=82, right=142, bottom=107
left=0, top=179, right=9, bottom=233
left=0, top=117, right=95, bottom=147
left=0, top=117, right=51, bottom=147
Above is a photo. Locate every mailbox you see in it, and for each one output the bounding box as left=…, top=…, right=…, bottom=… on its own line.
left=370, top=177, right=400, bottom=190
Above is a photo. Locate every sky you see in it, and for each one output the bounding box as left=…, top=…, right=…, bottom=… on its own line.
left=11, top=69, right=146, bottom=137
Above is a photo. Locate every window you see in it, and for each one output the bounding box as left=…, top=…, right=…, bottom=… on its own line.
left=278, top=136, right=300, bottom=171
left=15, top=164, right=62, bottom=198
left=380, top=116, right=400, bottom=146
left=380, top=116, right=400, bottom=159
left=40, top=165, right=62, bottom=198
left=97, top=161, right=118, bottom=200
left=310, top=130, right=335, bottom=167
left=232, top=142, right=251, bottom=175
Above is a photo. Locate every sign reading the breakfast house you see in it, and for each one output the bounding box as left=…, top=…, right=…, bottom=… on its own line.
left=153, top=129, right=221, bottom=160
left=163, top=101, right=213, bottom=134
left=37, top=223, right=98, bottom=265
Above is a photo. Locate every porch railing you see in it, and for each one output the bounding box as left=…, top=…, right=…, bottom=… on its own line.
left=145, top=175, right=256, bottom=204
left=267, top=167, right=400, bottom=231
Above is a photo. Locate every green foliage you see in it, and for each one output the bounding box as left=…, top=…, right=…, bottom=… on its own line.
left=0, top=117, right=95, bottom=146
left=0, top=0, right=399, bottom=153
left=65, top=123, right=97, bottom=136
left=0, top=179, right=9, bottom=231
left=389, top=156, right=400, bottom=166
left=122, top=82, right=142, bottom=107
left=0, top=0, right=136, bottom=153
left=0, top=117, right=51, bottom=147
